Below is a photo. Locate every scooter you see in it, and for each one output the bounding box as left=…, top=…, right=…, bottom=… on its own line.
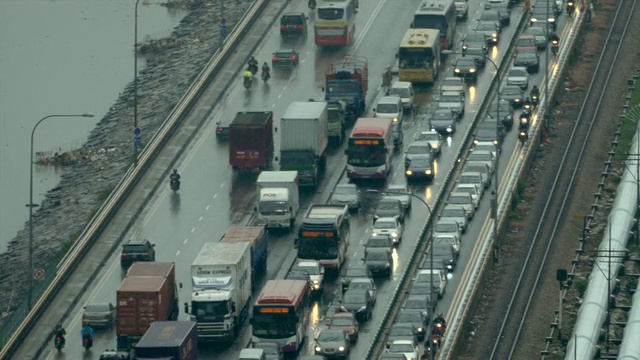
left=82, top=334, right=93, bottom=351
left=170, top=178, right=180, bottom=192
left=519, top=129, right=529, bottom=143
left=248, top=63, right=258, bottom=75
left=523, top=99, right=533, bottom=111
left=566, top=1, right=575, bottom=15
left=54, top=336, right=64, bottom=352
left=551, top=39, right=559, bottom=55
left=531, top=94, right=539, bottom=106
left=261, top=70, right=270, bottom=83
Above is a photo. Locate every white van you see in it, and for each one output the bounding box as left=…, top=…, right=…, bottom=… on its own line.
left=388, top=81, right=415, bottom=112
left=374, top=95, right=404, bottom=123
left=239, top=348, right=266, bottom=360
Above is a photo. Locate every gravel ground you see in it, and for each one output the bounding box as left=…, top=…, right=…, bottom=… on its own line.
left=0, top=0, right=251, bottom=326
left=458, top=0, right=640, bottom=358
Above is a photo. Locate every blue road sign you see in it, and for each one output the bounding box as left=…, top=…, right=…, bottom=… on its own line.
left=134, top=127, right=141, bottom=136
left=221, top=18, right=227, bottom=25
left=220, top=25, right=228, bottom=36
left=134, top=136, right=142, bottom=148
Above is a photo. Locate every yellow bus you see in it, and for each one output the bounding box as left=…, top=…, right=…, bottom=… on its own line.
left=398, top=28, right=441, bottom=84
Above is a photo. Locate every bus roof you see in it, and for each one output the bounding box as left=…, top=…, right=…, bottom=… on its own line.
left=256, top=280, right=308, bottom=306
left=416, top=0, right=454, bottom=14
left=351, top=118, right=393, bottom=138
left=400, top=29, right=440, bottom=48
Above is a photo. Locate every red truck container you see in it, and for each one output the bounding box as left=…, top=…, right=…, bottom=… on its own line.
left=228, top=111, right=274, bottom=173
left=127, top=262, right=177, bottom=297
left=116, top=275, right=178, bottom=351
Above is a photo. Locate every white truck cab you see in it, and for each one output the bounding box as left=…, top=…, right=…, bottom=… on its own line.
left=256, top=171, right=300, bottom=230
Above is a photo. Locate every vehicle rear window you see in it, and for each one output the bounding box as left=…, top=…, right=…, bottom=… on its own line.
left=85, top=304, right=109, bottom=312
left=123, top=244, right=148, bottom=252
left=281, top=16, right=303, bottom=25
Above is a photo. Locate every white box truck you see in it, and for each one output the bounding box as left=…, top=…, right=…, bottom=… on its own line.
left=185, top=242, right=251, bottom=343
left=256, top=171, right=300, bottom=230
left=276, top=101, right=329, bottom=187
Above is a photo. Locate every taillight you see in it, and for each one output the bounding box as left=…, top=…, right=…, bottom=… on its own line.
left=297, top=25, right=304, bottom=29
left=121, top=254, right=128, bottom=258
left=290, top=56, right=296, bottom=61
left=216, top=127, right=223, bottom=134
left=280, top=25, right=286, bottom=29
left=141, top=253, right=148, bottom=256
left=56, top=337, right=61, bottom=341
left=272, top=56, right=278, bottom=61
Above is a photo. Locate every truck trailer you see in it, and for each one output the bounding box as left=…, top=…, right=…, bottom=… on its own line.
left=133, top=321, right=198, bottom=360
left=277, top=101, right=329, bottom=187
left=229, top=111, right=274, bottom=173
left=185, top=242, right=252, bottom=343
left=221, top=226, right=269, bottom=287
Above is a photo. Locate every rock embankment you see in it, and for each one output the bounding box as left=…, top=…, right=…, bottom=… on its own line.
left=0, top=0, right=250, bottom=326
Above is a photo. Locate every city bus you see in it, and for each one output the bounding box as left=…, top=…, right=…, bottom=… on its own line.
left=412, top=0, right=457, bottom=50
left=297, top=204, right=351, bottom=269
left=251, top=280, right=310, bottom=353
left=314, top=0, right=358, bottom=46
left=398, top=29, right=441, bottom=84
left=346, top=118, right=394, bottom=179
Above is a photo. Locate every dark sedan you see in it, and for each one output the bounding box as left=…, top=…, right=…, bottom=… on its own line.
left=475, top=21, right=500, bottom=45
left=386, top=323, right=419, bottom=349
left=429, top=109, right=457, bottom=134
left=463, top=47, right=486, bottom=68
left=340, top=289, right=374, bottom=321
left=500, top=85, right=525, bottom=108
left=453, top=57, right=478, bottom=82
left=395, top=309, right=429, bottom=340
left=272, top=49, right=299, bottom=67
left=514, top=50, right=540, bottom=73
left=341, top=264, right=373, bottom=292
left=487, top=100, right=514, bottom=130
left=405, top=155, right=435, bottom=182
left=474, top=122, right=505, bottom=145
left=461, top=33, right=488, bottom=52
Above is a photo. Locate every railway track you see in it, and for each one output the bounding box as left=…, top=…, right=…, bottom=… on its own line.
left=488, top=0, right=638, bottom=358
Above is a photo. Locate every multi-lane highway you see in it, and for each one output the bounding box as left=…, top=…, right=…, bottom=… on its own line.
left=29, top=0, right=572, bottom=359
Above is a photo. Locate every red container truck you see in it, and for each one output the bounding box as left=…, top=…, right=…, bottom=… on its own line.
left=116, top=275, right=179, bottom=351
left=228, top=111, right=274, bottom=173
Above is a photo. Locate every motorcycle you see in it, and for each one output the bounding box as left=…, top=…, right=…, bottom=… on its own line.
left=519, top=111, right=531, bottom=128
left=531, top=94, right=539, bottom=106
left=243, top=76, right=252, bottom=89
left=54, top=336, right=64, bottom=352
left=248, top=63, right=258, bottom=75
left=82, top=334, right=93, bottom=350
left=170, top=178, right=180, bottom=192
left=261, top=70, right=270, bottom=83
left=519, top=129, right=529, bottom=143
left=523, top=99, right=533, bottom=111
left=308, top=0, right=316, bottom=10
left=566, top=1, right=575, bottom=15
left=551, top=39, right=559, bottom=55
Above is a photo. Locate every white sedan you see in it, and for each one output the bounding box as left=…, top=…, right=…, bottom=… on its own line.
left=387, top=339, right=420, bottom=360
left=373, top=217, right=403, bottom=244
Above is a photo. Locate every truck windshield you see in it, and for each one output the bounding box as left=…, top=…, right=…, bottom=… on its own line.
left=259, top=200, right=289, bottom=215
left=298, top=237, right=338, bottom=260
left=347, top=142, right=387, bottom=166
left=327, top=82, right=358, bottom=94
left=192, top=300, right=230, bottom=318
left=252, top=312, right=297, bottom=338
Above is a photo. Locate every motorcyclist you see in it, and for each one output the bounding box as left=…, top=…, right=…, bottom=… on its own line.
left=248, top=56, right=258, bottom=74
left=523, top=97, right=533, bottom=110
left=81, top=324, right=94, bottom=348
left=519, top=124, right=529, bottom=142
left=550, top=33, right=560, bottom=46
left=243, top=69, right=254, bottom=85
left=433, top=314, right=447, bottom=336
left=54, top=323, right=66, bottom=347
left=169, top=169, right=181, bottom=189
left=261, top=62, right=270, bottom=79
left=530, top=85, right=539, bottom=99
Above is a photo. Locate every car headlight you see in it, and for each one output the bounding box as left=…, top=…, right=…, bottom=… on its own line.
left=338, top=346, right=345, bottom=352
left=418, top=327, right=424, bottom=332
left=391, top=232, right=398, bottom=238
left=315, top=346, right=322, bottom=352
left=405, top=170, right=413, bottom=175
left=313, top=280, right=319, bottom=285
left=549, top=18, right=555, bottom=22
left=515, top=98, right=522, bottom=102
left=454, top=68, right=460, bottom=73
left=446, top=127, right=453, bottom=132
left=492, top=33, right=497, bottom=38
left=358, top=306, right=367, bottom=312
left=470, top=68, right=476, bottom=73
left=493, top=140, right=499, bottom=145
left=462, top=44, right=468, bottom=50
left=425, top=169, right=432, bottom=175
left=393, top=117, right=399, bottom=122
left=474, top=139, right=479, bottom=144
left=430, top=143, right=437, bottom=149
left=531, top=17, right=538, bottom=22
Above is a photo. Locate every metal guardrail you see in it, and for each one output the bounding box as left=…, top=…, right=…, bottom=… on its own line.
left=0, top=0, right=276, bottom=357
left=364, top=6, right=532, bottom=359
left=439, top=3, right=589, bottom=358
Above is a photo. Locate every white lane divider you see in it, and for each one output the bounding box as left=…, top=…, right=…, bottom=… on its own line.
left=184, top=238, right=189, bottom=244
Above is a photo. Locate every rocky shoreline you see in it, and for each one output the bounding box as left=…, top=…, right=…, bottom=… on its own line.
left=0, top=0, right=251, bottom=327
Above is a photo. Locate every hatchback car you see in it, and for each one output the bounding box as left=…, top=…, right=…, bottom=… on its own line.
left=340, top=289, right=374, bottom=321
left=388, top=82, right=415, bottom=111
left=374, top=95, right=404, bottom=123
left=386, top=185, right=412, bottom=209
left=347, top=277, right=378, bottom=304
left=328, top=312, right=360, bottom=342
left=453, top=57, right=478, bottom=82
left=405, top=155, right=435, bottom=182
left=514, top=50, right=540, bottom=73
left=279, top=13, right=308, bottom=37
left=405, top=141, right=434, bottom=167
left=440, top=205, right=468, bottom=233
left=438, top=91, right=465, bottom=119
left=373, top=217, right=403, bottom=243
left=83, top=303, right=116, bottom=328
left=314, top=328, right=350, bottom=358
left=434, top=219, right=462, bottom=239
left=272, top=49, right=299, bottom=67
left=363, top=248, right=393, bottom=277
left=500, top=85, right=525, bottom=108
left=506, top=66, right=529, bottom=90
left=395, top=309, right=429, bottom=341
left=387, top=340, right=420, bottom=360
left=415, top=131, right=444, bottom=156
left=341, top=264, right=373, bottom=291
left=428, top=109, right=457, bottom=134
left=329, top=184, right=360, bottom=210
left=254, top=342, right=283, bottom=360
left=386, top=323, right=419, bottom=349
left=375, top=197, right=405, bottom=223
left=120, top=239, right=155, bottom=269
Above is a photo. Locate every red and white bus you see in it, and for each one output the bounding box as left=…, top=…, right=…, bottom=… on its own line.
left=314, top=0, right=358, bottom=46
left=346, top=118, right=394, bottom=179
left=251, top=280, right=310, bottom=353
left=412, top=0, right=457, bottom=50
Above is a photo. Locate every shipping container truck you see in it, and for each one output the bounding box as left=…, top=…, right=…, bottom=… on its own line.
left=276, top=101, right=329, bottom=187
left=184, top=242, right=252, bottom=343
left=116, top=274, right=179, bottom=351
left=221, top=226, right=269, bottom=288
left=327, top=100, right=347, bottom=144
left=255, top=171, right=300, bottom=230
left=133, top=321, right=198, bottom=360
left=229, top=111, right=274, bottom=173
left=324, top=56, right=369, bottom=121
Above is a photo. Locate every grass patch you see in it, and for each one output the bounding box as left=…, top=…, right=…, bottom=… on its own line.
left=616, top=85, right=640, bottom=160
left=98, top=185, right=116, bottom=202
left=574, top=279, right=588, bottom=297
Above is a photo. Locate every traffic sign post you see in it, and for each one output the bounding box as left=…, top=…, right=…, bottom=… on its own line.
left=134, top=136, right=142, bottom=148
left=33, top=268, right=45, bottom=281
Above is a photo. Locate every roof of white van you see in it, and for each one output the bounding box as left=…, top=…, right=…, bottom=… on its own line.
left=239, top=348, right=265, bottom=359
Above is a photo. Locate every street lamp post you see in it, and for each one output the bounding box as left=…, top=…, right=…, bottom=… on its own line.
left=133, top=0, right=141, bottom=166
left=28, top=113, right=94, bottom=310
left=443, top=50, right=502, bottom=261
left=369, top=189, right=435, bottom=358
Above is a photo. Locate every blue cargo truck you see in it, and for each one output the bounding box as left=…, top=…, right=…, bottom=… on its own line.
left=221, top=226, right=268, bottom=288
left=133, top=321, right=198, bottom=360
left=324, top=56, right=369, bottom=121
